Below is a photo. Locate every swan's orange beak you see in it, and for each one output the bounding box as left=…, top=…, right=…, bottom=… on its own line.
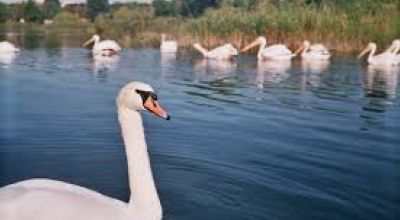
left=144, top=98, right=170, bottom=120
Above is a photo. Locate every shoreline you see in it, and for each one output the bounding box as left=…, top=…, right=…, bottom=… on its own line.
left=0, top=25, right=393, bottom=54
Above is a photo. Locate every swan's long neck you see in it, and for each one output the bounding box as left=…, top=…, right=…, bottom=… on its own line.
left=118, top=106, right=161, bottom=216
left=194, top=44, right=209, bottom=57
left=301, top=44, right=310, bottom=57
left=258, top=40, right=266, bottom=59
left=368, top=46, right=376, bottom=62
left=93, top=38, right=99, bottom=48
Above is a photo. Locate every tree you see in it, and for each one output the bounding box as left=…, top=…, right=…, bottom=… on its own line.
left=153, top=0, right=179, bottom=16
left=0, top=2, right=11, bottom=22
left=87, top=0, right=110, bottom=21
left=43, top=0, right=60, bottom=19
left=179, top=0, right=221, bottom=17
left=22, top=0, right=43, bottom=22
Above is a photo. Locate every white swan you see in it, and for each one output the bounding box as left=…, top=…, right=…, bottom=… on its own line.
left=0, top=52, right=17, bottom=65
left=358, top=42, right=398, bottom=65
left=384, top=39, right=400, bottom=64
left=193, top=43, right=238, bottom=60
left=0, top=41, right=19, bottom=53
left=241, top=36, right=295, bottom=61
left=160, top=34, right=177, bottom=53
left=83, top=34, right=121, bottom=56
left=294, top=41, right=331, bottom=60
left=0, top=81, right=170, bottom=220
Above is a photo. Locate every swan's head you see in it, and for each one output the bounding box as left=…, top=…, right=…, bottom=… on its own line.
left=391, top=39, right=400, bottom=47
left=303, top=40, right=310, bottom=47
left=389, top=39, right=400, bottom=53
left=92, top=34, right=100, bottom=42
left=83, top=34, right=100, bottom=47
left=117, top=81, right=170, bottom=120
left=193, top=43, right=201, bottom=48
left=241, top=36, right=266, bottom=52
left=294, top=40, right=310, bottom=56
left=358, top=42, right=376, bottom=59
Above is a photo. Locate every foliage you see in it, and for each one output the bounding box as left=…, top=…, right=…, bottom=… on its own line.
left=153, top=0, right=179, bottom=16
left=180, top=0, right=221, bottom=17
left=22, top=0, right=43, bottom=22
left=86, top=0, right=110, bottom=21
left=43, top=0, right=61, bottom=19
left=0, top=2, right=10, bottom=23
left=53, top=12, right=91, bottom=27
left=3, top=0, right=400, bottom=52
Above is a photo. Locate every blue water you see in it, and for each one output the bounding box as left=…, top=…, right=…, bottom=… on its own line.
left=1, top=49, right=399, bottom=220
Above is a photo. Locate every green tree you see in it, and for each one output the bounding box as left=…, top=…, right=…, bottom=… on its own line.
left=23, top=0, right=43, bottom=22
left=0, top=2, right=11, bottom=23
left=87, top=0, right=110, bottom=21
left=43, top=0, right=60, bottom=19
left=153, top=0, right=179, bottom=16
left=180, top=0, right=221, bottom=17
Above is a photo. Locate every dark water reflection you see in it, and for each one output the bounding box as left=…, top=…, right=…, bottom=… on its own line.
left=0, top=28, right=88, bottom=48
left=1, top=48, right=399, bottom=220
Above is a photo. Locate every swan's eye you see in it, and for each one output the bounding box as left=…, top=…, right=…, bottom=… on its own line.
left=150, top=93, right=158, bottom=101
left=135, top=89, right=149, bottom=103
left=135, top=90, right=157, bottom=103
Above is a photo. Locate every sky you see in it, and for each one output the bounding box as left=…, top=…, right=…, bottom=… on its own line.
left=0, top=0, right=154, bottom=4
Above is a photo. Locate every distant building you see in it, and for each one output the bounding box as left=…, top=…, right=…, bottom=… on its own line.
left=0, top=0, right=156, bottom=5
left=60, top=0, right=155, bottom=7
left=62, top=2, right=86, bottom=17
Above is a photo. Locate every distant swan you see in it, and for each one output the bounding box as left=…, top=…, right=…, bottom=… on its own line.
left=160, top=33, right=178, bottom=53
left=193, top=43, right=238, bottom=60
left=0, top=81, right=170, bottom=220
left=241, top=36, right=295, bottom=61
left=358, top=42, right=398, bottom=65
left=384, top=39, right=400, bottom=64
left=83, top=34, right=121, bottom=56
left=294, top=41, right=331, bottom=60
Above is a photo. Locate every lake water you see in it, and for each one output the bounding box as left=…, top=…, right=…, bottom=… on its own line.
left=0, top=48, right=399, bottom=220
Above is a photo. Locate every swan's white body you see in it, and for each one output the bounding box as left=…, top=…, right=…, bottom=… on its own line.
left=0, top=53, right=17, bottom=65
left=0, top=82, right=169, bottom=220
left=160, top=34, right=177, bottom=53
left=242, top=36, right=295, bottom=61
left=0, top=41, right=19, bottom=53
left=193, top=43, right=238, bottom=60
left=84, top=35, right=121, bottom=56
left=295, top=41, right=330, bottom=60
left=358, top=42, right=398, bottom=66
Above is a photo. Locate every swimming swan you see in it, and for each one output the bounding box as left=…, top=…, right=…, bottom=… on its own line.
left=0, top=81, right=170, bottom=220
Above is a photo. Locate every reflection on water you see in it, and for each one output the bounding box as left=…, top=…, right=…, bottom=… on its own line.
left=257, top=60, right=291, bottom=84
left=0, top=28, right=88, bottom=48
left=359, top=65, right=399, bottom=131
left=299, top=60, right=330, bottom=89
left=363, top=65, right=399, bottom=98
left=91, top=54, right=120, bottom=74
left=301, top=59, right=330, bottom=74
left=193, top=59, right=237, bottom=80
left=1, top=49, right=399, bottom=220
